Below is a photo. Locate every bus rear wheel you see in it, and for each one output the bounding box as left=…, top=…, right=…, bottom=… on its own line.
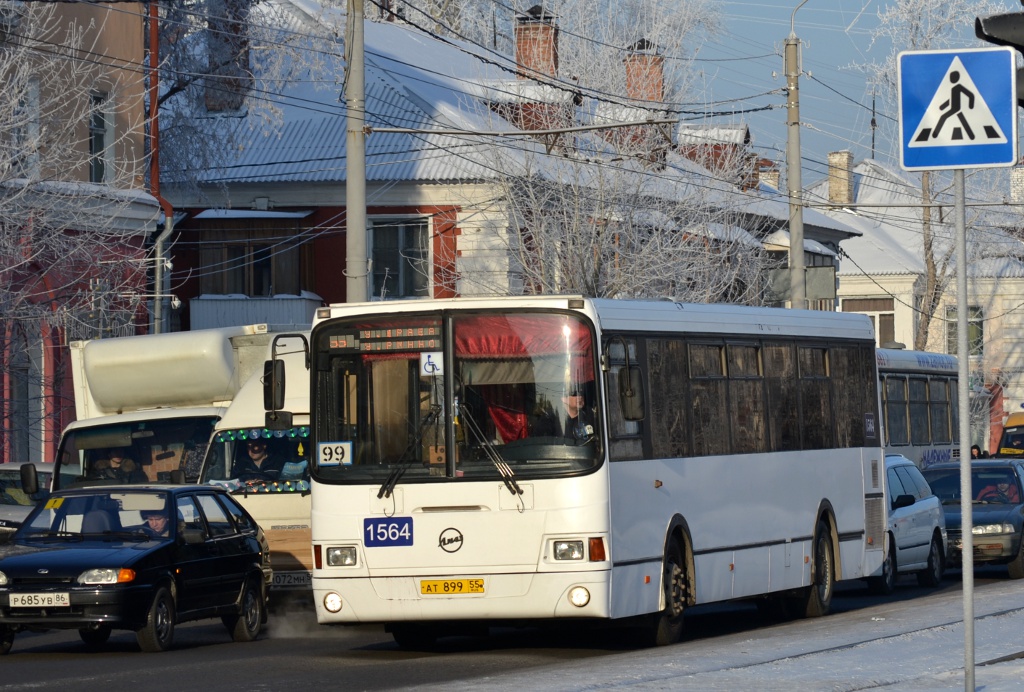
left=646, top=540, right=687, bottom=646
left=789, top=521, right=834, bottom=618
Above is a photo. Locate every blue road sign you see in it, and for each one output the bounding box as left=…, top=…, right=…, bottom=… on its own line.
left=898, top=47, right=1017, bottom=171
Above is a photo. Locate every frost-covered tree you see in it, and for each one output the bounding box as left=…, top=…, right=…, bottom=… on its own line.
left=441, top=0, right=772, bottom=300
left=863, top=0, right=1005, bottom=351
left=460, top=140, right=774, bottom=300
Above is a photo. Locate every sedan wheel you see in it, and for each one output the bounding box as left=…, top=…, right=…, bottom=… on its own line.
left=0, top=626, right=14, bottom=655
left=870, top=541, right=897, bottom=595
left=916, top=536, right=944, bottom=587
left=223, top=579, right=263, bottom=642
left=136, top=587, right=175, bottom=653
left=1008, top=533, right=1024, bottom=580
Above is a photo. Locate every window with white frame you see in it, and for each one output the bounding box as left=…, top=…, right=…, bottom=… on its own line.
left=945, top=305, right=983, bottom=357
left=842, top=297, right=895, bottom=347
left=89, top=92, right=113, bottom=183
left=371, top=218, right=429, bottom=299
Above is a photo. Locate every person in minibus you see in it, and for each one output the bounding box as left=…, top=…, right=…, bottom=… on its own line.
left=232, top=439, right=286, bottom=480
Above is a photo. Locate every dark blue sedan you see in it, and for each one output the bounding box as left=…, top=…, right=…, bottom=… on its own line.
left=922, top=459, right=1024, bottom=579
left=0, top=485, right=272, bottom=653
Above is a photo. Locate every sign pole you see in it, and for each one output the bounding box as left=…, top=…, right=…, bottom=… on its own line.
left=953, top=168, right=974, bottom=691
left=897, top=46, right=1017, bottom=692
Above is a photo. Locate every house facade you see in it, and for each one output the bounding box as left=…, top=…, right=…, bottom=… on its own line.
left=0, top=2, right=160, bottom=464
left=161, top=2, right=860, bottom=334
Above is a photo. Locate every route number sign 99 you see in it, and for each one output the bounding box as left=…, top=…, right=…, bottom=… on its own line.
left=319, top=441, right=352, bottom=466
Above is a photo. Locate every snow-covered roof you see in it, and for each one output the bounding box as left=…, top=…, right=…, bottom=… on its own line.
left=193, top=209, right=312, bottom=219
left=738, top=178, right=862, bottom=237
left=762, top=229, right=836, bottom=257
left=807, top=158, right=1024, bottom=278
left=174, top=0, right=861, bottom=244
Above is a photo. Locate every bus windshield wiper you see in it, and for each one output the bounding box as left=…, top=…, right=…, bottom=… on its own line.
left=459, top=404, right=523, bottom=498
left=377, top=408, right=440, bottom=499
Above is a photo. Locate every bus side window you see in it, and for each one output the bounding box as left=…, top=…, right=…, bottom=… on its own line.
left=605, top=338, right=644, bottom=461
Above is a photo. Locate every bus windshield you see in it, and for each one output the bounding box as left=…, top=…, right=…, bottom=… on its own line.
left=312, top=310, right=602, bottom=484
left=55, top=416, right=217, bottom=489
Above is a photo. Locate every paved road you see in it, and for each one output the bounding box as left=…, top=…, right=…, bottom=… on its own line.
left=0, top=571, right=1016, bottom=691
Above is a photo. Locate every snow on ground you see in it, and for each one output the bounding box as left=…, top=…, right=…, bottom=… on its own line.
left=404, top=580, right=1024, bottom=691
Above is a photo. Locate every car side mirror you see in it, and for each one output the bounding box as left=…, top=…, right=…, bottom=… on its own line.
left=19, top=463, right=38, bottom=496
left=892, top=493, right=916, bottom=511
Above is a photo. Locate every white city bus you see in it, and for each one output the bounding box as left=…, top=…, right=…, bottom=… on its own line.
left=294, top=297, right=886, bottom=647
left=876, top=348, right=959, bottom=468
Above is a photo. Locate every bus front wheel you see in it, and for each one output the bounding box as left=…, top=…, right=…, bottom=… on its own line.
left=646, top=539, right=687, bottom=646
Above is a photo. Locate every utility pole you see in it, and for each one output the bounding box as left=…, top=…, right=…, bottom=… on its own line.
left=345, top=0, right=368, bottom=302
left=785, top=1, right=808, bottom=309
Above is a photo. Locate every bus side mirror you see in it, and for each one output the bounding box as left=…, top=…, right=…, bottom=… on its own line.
left=20, top=463, right=38, bottom=496
left=263, top=359, right=285, bottom=411
left=618, top=366, right=645, bottom=421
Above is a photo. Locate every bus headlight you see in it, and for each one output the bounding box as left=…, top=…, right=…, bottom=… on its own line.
left=568, top=586, right=590, bottom=607
left=326, top=546, right=358, bottom=566
left=554, top=540, right=585, bottom=560
left=324, top=592, right=343, bottom=613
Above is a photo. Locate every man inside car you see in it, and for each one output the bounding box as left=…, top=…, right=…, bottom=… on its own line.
left=140, top=509, right=170, bottom=538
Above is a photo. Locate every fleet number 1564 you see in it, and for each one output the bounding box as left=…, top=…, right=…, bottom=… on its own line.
left=363, top=517, right=413, bottom=547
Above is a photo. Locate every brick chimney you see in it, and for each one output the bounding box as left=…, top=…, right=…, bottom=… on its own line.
left=828, top=150, right=854, bottom=206
left=515, top=5, right=558, bottom=79
left=760, top=165, right=780, bottom=191
left=624, top=39, right=664, bottom=102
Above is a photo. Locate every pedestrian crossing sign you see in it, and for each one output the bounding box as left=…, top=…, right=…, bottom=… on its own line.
left=898, top=47, right=1017, bottom=171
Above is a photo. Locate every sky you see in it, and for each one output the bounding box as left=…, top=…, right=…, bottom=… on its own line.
left=695, top=0, right=1023, bottom=187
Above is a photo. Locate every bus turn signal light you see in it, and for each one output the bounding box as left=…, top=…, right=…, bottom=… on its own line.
left=588, top=537, right=606, bottom=562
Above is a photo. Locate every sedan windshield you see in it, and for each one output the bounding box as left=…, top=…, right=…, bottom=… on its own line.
left=922, top=467, right=1023, bottom=505
left=312, top=310, right=602, bottom=485
left=20, top=491, right=170, bottom=540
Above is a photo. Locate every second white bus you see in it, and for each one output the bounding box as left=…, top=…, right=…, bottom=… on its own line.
left=876, top=348, right=959, bottom=468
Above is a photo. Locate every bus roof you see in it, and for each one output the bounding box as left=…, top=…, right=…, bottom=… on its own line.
left=314, top=297, right=875, bottom=343
left=876, top=348, right=958, bottom=375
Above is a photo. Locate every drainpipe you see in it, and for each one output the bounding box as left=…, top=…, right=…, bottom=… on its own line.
left=149, top=0, right=173, bottom=333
